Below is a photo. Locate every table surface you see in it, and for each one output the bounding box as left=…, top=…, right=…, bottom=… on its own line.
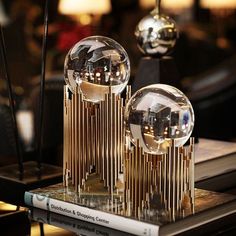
left=0, top=201, right=75, bottom=236
left=31, top=222, right=74, bottom=236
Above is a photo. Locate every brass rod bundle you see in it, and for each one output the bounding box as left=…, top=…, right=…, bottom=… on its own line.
left=124, top=137, right=195, bottom=219
left=63, top=84, right=195, bottom=220
left=63, top=85, right=126, bottom=193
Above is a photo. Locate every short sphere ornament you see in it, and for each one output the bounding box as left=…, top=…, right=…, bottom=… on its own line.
left=135, top=9, right=178, bottom=56
left=64, top=36, right=130, bottom=103
left=125, top=84, right=194, bottom=154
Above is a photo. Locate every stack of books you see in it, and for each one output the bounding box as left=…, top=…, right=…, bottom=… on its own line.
left=25, top=138, right=236, bottom=235
left=25, top=183, right=236, bottom=235
left=195, top=138, right=236, bottom=191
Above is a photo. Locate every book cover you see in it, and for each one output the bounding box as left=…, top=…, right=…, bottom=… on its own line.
left=25, top=180, right=236, bottom=236
left=195, top=138, right=236, bottom=181
left=195, top=139, right=236, bottom=163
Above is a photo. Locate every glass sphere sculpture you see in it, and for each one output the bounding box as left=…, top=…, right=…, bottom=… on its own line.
left=135, top=11, right=178, bottom=56
left=125, top=84, right=194, bottom=154
left=64, top=36, right=130, bottom=103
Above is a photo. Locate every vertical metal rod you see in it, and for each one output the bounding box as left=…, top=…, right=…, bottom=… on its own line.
left=131, top=147, right=135, bottom=209
left=68, top=98, right=72, bottom=177
left=167, top=145, right=171, bottom=210
left=176, top=147, right=180, bottom=211
left=158, top=155, right=162, bottom=194
left=37, top=0, right=49, bottom=169
left=112, top=93, right=117, bottom=183
left=128, top=150, right=132, bottom=204
left=180, top=152, right=184, bottom=203
left=163, top=153, right=167, bottom=208
left=75, top=92, right=78, bottom=190
left=155, top=0, right=161, bottom=14
left=101, top=100, right=105, bottom=180
left=71, top=93, right=75, bottom=185
left=63, top=86, right=68, bottom=186
left=81, top=100, right=85, bottom=183
left=108, top=88, right=113, bottom=193
left=85, top=104, right=89, bottom=175
left=190, top=137, right=195, bottom=212
left=116, top=98, right=120, bottom=175
left=143, top=153, right=147, bottom=202
left=95, top=106, right=99, bottom=174
left=78, top=92, right=82, bottom=189
left=134, top=140, right=139, bottom=214
left=105, top=93, right=109, bottom=187
left=0, top=25, right=23, bottom=174
left=138, top=145, right=142, bottom=211
left=183, top=150, right=187, bottom=192
left=120, top=99, right=124, bottom=173
left=86, top=107, right=90, bottom=173
left=171, top=140, right=176, bottom=218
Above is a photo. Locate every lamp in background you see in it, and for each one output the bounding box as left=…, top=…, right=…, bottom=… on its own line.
left=139, top=0, right=193, bottom=11
left=200, top=0, right=236, bottom=10
left=58, top=0, right=111, bottom=25
left=57, top=0, right=111, bottom=52
left=0, top=0, right=9, bottom=26
left=58, top=0, right=111, bottom=15
left=200, top=0, right=236, bottom=49
left=139, top=0, right=194, bottom=22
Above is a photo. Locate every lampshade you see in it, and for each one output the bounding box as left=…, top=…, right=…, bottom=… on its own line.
left=0, top=0, right=9, bottom=26
left=139, top=0, right=193, bottom=9
left=58, top=0, right=111, bottom=15
left=200, top=0, right=236, bottom=9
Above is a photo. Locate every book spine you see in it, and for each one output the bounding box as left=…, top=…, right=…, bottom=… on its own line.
left=25, top=191, right=159, bottom=236
left=30, top=208, right=130, bottom=236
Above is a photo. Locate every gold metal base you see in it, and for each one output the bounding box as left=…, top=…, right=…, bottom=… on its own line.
left=124, top=138, right=195, bottom=220
left=63, top=85, right=195, bottom=220
left=63, top=86, right=130, bottom=193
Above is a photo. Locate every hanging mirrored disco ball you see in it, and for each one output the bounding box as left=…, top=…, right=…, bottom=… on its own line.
left=64, top=36, right=130, bottom=103
left=124, top=84, right=194, bottom=154
left=135, top=9, right=179, bottom=56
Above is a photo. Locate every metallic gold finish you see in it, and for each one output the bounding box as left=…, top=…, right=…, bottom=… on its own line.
left=63, top=84, right=195, bottom=220
left=63, top=86, right=69, bottom=187
left=124, top=137, right=195, bottom=219
left=63, top=85, right=125, bottom=193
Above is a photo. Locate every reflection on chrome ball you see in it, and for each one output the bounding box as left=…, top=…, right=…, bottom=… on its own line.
left=125, top=84, right=194, bottom=154
left=64, top=36, right=130, bottom=103
left=135, top=11, right=178, bottom=56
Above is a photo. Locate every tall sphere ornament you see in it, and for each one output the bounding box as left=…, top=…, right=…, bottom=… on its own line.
left=135, top=0, right=179, bottom=56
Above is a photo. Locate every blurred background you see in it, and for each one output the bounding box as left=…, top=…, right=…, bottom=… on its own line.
left=0, top=0, right=236, bottom=166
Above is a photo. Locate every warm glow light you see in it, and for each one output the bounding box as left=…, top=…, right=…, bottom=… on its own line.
left=0, top=201, right=18, bottom=211
left=58, top=0, right=111, bottom=15
left=200, top=0, right=236, bottom=9
left=139, top=0, right=193, bottom=9
left=31, top=222, right=71, bottom=236
left=16, top=110, right=34, bottom=146
left=79, top=14, right=92, bottom=25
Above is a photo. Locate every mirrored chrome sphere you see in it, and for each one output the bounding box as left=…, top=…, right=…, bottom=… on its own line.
left=64, top=36, right=130, bottom=103
left=125, top=84, right=194, bottom=154
left=135, top=11, right=178, bottom=56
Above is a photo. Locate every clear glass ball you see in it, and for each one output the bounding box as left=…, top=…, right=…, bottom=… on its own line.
left=125, top=84, right=194, bottom=154
left=64, top=36, right=130, bottom=103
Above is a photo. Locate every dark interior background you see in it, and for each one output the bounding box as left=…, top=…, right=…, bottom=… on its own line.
left=0, top=0, right=236, bottom=166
